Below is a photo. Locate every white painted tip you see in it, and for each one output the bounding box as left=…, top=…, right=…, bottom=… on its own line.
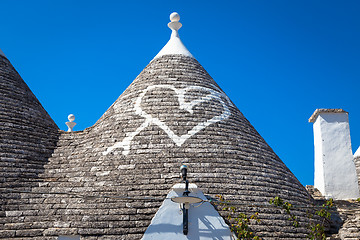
left=0, top=49, right=6, bottom=58
left=153, top=12, right=194, bottom=60
left=354, top=146, right=360, bottom=158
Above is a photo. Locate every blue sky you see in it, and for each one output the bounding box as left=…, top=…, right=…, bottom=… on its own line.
left=1, top=0, right=360, bottom=186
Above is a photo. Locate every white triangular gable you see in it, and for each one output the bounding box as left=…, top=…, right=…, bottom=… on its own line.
left=142, top=183, right=233, bottom=240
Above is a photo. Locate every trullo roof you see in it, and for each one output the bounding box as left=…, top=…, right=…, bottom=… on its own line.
left=0, top=52, right=59, bottom=191
left=0, top=13, right=314, bottom=239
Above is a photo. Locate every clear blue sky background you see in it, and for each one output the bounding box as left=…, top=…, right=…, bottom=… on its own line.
left=1, top=0, right=360, bottom=186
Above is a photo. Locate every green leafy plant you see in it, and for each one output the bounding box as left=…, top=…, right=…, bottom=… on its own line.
left=269, top=197, right=334, bottom=240
left=215, top=195, right=261, bottom=240
left=269, top=196, right=299, bottom=227
left=214, top=195, right=335, bottom=240
left=307, top=199, right=334, bottom=240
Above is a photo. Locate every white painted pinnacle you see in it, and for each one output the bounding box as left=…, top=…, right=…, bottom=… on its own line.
left=153, top=12, right=193, bottom=60
left=168, top=12, right=182, bottom=33
left=66, top=114, right=77, bottom=132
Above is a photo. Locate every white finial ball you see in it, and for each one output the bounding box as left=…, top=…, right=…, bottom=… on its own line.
left=68, top=114, right=75, bottom=122
left=170, top=12, right=180, bottom=22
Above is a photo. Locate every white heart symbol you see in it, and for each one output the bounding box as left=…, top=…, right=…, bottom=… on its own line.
left=103, top=84, right=232, bottom=155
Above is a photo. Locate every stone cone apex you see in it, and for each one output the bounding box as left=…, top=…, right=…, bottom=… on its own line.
left=0, top=54, right=59, bottom=188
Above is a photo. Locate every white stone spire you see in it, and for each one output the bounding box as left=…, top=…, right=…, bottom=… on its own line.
left=0, top=49, right=6, bottom=58
left=153, top=12, right=193, bottom=60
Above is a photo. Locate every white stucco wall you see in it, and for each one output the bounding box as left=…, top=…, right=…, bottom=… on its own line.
left=313, top=112, right=360, bottom=199
left=313, top=118, right=325, bottom=195
left=142, top=184, right=232, bottom=240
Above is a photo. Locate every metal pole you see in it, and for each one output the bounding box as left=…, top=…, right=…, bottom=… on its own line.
left=183, top=179, right=190, bottom=235
left=183, top=204, right=188, bottom=235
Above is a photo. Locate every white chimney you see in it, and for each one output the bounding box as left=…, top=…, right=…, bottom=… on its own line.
left=354, top=147, right=360, bottom=189
left=309, top=109, right=360, bottom=200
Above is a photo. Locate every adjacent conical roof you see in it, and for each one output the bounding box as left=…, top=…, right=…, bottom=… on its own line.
left=0, top=53, right=59, bottom=190
left=0, top=13, right=314, bottom=239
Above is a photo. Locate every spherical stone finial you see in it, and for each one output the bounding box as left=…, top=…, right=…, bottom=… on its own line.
left=168, top=12, right=182, bottom=32
left=68, top=114, right=75, bottom=122
left=170, top=12, right=180, bottom=22
left=66, top=114, right=77, bottom=132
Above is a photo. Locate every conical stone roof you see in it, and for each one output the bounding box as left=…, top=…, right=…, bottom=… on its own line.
left=0, top=13, right=315, bottom=239
left=0, top=53, right=59, bottom=234
left=0, top=53, right=59, bottom=184
left=96, top=54, right=314, bottom=237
